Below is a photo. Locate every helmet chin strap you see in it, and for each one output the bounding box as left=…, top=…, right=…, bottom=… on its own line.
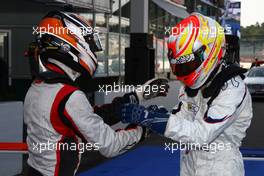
left=48, top=58, right=81, bottom=81
left=202, top=63, right=223, bottom=89
left=185, top=62, right=222, bottom=97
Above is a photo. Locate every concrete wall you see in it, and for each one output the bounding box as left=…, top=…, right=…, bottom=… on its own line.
left=0, top=102, right=23, bottom=176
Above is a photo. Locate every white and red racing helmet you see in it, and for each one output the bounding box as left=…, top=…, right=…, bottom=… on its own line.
left=167, top=13, right=226, bottom=89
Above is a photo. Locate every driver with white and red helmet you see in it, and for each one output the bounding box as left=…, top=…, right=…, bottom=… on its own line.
left=24, top=11, right=145, bottom=176
left=119, top=13, right=253, bottom=176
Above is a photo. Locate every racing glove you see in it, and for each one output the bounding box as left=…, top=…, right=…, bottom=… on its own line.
left=120, top=104, right=170, bottom=135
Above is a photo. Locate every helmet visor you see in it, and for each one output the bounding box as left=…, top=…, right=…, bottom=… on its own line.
left=92, top=33, right=103, bottom=52
left=169, top=46, right=205, bottom=77
left=84, top=32, right=103, bottom=52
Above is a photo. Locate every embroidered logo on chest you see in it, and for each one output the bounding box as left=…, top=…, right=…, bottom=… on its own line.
left=187, top=102, right=200, bottom=114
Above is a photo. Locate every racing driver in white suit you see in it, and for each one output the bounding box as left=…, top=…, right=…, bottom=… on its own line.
left=24, top=11, right=155, bottom=176
left=119, top=13, right=253, bottom=176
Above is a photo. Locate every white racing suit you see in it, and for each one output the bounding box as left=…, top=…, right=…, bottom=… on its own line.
left=164, top=75, right=252, bottom=176
left=24, top=81, right=143, bottom=176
